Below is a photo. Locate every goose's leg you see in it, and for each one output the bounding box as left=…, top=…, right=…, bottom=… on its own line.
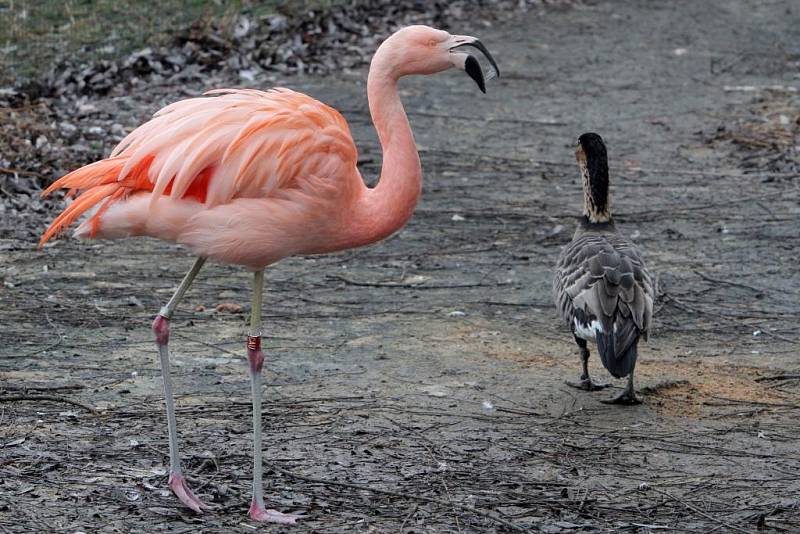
left=247, top=270, right=301, bottom=524
left=152, top=257, right=211, bottom=513
left=602, top=367, right=642, bottom=405
left=565, top=335, right=609, bottom=391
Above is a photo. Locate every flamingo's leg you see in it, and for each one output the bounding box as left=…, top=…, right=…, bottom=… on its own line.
left=151, top=257, right=211, bottom=513
left=246, top=269, right=301, bottom=524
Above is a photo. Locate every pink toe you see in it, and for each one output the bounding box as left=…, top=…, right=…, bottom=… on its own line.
left=168, top=472, right=211, bottom=513
left=249, top=500, right=302, bottom=524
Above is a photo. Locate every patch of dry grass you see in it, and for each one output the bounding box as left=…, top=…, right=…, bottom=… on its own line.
left=0, top=0, right=294, bottom=84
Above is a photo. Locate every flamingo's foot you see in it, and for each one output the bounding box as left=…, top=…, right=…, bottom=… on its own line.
left=168, top=471, right=212, bottom=513
left=566, top=377, right=609, bottom=391
left=600, top=389, right=642, bottom=405
left=249, top=500, right=303, bottom=524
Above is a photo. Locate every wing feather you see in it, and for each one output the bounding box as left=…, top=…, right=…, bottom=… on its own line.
left=553, top=227, right=654, bottom=358
left=40, top=87, right=359, bottom=247
left=117, top=87, right=357, bottom=208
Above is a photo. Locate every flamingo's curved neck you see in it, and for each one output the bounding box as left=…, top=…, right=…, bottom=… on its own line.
left=353, top=46, right=422, bottom=245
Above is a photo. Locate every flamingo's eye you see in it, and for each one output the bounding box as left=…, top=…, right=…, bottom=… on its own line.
left=428, top=39, right=438, bottom=48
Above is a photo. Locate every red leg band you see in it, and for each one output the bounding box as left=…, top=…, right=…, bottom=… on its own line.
left=247, top=335, right=264, bottom=373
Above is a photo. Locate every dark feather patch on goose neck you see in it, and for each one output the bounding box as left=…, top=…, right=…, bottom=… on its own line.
left=576, top=133, right=610, bottom=224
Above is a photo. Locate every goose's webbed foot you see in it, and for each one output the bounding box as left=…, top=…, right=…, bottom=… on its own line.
left=565, top=377, right=610, bottom=391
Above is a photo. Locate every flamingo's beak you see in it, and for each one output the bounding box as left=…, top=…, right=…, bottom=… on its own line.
left=449, top=36, right=500, bottom=94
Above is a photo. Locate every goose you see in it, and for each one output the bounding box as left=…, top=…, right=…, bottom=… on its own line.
left=552, top=133, right=654, bottom=404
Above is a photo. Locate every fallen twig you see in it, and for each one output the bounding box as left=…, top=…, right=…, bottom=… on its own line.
left=266, top=463, right=530, bottom=532
left=693, top=271, right=770, bottom=295
left=0, top=394, right=97, bottom=413
left=755, top=375, right=800, bottom=382
left=1, top=384, right=84, bottom=392
left=329, top=274, right=509, bottom=289
left=400, top=504, right=419, bottom=531
left=0, top=166, right=41, bottom=177
left=649, top=486, right=754, bottom=534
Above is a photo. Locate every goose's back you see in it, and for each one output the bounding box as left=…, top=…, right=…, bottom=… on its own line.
left=553, top=223, right=653, bottom=352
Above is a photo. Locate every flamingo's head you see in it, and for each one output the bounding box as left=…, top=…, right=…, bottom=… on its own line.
left=375, top=25, right=500, bottom=93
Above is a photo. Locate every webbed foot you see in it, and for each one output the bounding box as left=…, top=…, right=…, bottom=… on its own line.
left=566, top=378, right=610, bottom=391
left=600, top=390, right=642, bottom=405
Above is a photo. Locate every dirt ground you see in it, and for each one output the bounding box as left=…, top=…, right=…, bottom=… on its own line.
left=2, top=1, right=800, bottom=532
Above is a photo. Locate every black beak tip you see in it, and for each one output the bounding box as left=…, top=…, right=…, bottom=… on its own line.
left=464, top=39, right=500, bottom=79
left=464, top=55, right=486, bottom=94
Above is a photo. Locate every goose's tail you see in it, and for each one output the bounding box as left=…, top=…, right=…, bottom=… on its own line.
left=596, top=318, right=639, bottom=379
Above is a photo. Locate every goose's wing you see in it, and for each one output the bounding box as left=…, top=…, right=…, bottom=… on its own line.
left=607, top=234, right=654, bottom=341
left=554, top=231, right=653, bottom=352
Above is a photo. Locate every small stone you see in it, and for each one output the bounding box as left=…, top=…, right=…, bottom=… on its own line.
left=215, top=302, right=243, bottom=314
left=35, top=135, right=49, bottom=149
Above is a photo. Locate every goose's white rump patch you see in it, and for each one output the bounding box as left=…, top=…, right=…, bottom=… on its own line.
left=574, top=318, right=604, bottom=341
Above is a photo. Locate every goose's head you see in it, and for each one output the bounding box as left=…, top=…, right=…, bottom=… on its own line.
left=372, top=25, right=500, bottom=93
left=576, top=133, right=611, bottom=223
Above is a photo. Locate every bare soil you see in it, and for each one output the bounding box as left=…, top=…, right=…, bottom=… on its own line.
left=2, top=1, right=800, bottom=532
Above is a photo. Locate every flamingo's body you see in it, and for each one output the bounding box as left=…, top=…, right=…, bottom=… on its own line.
left=42, top=88, right=387, bottom=267
left=40, top=25, right=498, bottom=523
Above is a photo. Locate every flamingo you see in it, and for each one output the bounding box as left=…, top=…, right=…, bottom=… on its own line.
left=39, top=25, right=499, bottom=523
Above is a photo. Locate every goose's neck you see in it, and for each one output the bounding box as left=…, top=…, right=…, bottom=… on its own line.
left=352, top=52, right=422, bottom=245
left=581, top=160, right=611, bottom=224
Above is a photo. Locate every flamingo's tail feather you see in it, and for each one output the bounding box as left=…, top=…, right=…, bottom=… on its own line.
left=39, top=157, right=128, bottom=248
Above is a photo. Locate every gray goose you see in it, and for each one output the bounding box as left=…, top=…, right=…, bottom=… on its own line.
left=552, top=133, right=654, bottom=404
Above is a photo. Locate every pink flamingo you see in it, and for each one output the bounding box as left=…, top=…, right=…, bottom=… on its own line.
left=39, top=25, right=498, bottom=523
